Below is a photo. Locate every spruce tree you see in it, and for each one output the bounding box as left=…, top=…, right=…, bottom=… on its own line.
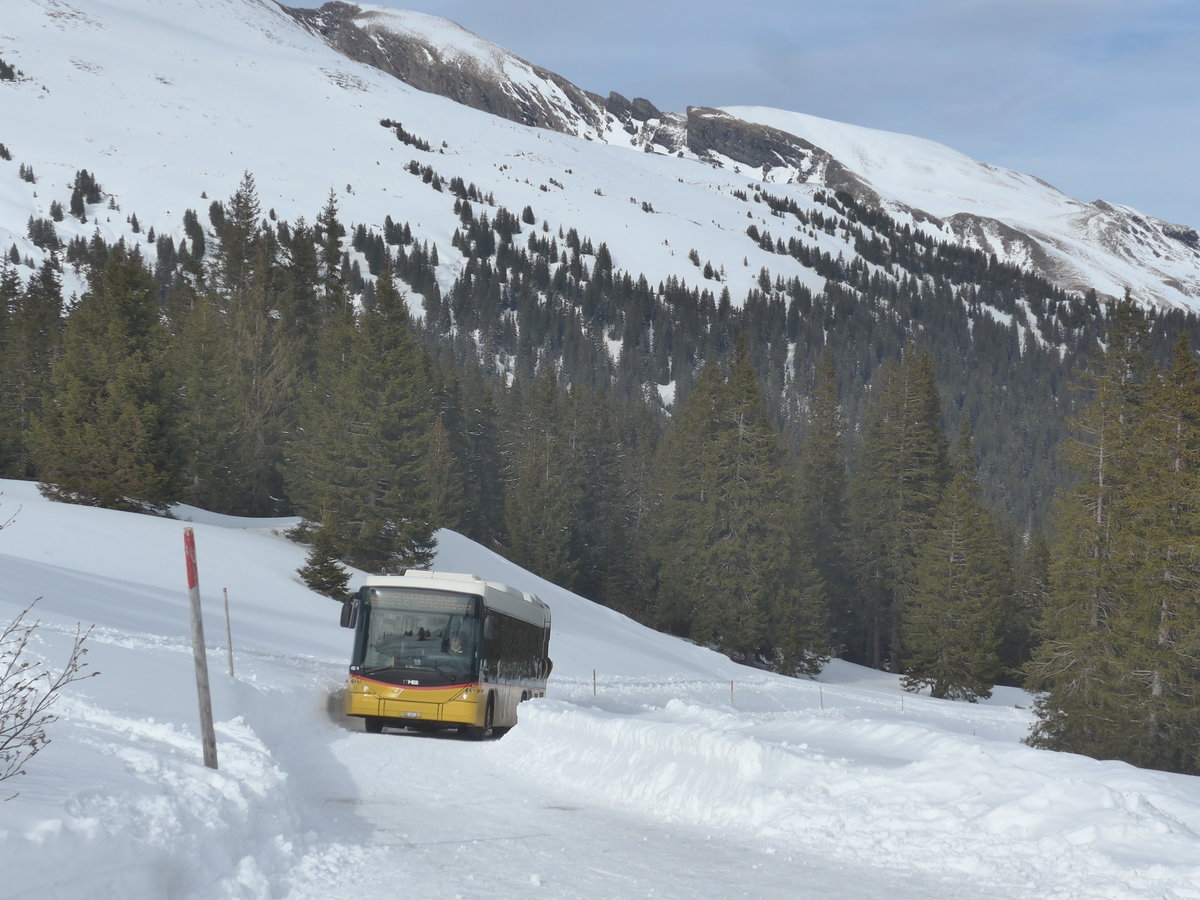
left=0, top=261, right=22, bottom=474
left=174, top=174, right=292, bottom=515
left=647, top=338, right=828, bottom=670
left=647, top=361, right=725, bottom=637
left=1099, top=337, right=1200, bottom=771
left=205, top=174, right=292, bottom=515
left=560, top=384, right=635, bottom=611
left=423, top=414, right=466, bottom=532
left=445, top=359, right=507, bottom=548
left=502, top=369, right=580, bottom=590
left=1, top=258, right=63, bottom=478
left=794, top=353, right=852, bottom=653
left=1001, top=529, right=1049, bottom=683
left=172, top=289, right=241, bottom=511
left=1026, top=299, right=1152, bottom=761
left=283, top=266, right=436, bottom=571
left=901, top=422, right=1008, bottom=700
left=30, top=242, right=179, bottom=511
left=694, top=339, right=786, bottom=659
left=297, top=524, right=352, bottom=602
left=846, top=343, right=949, bottom=670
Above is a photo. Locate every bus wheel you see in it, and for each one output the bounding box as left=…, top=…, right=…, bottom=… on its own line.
left=364, top=716, right=384, bottom=734
left=466, top=695, right=494, bottom=741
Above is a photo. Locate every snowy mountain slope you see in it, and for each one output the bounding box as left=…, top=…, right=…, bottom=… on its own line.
left=281, top=3, right=649, bottom=143
left=2, top=0, right=1198, bottom=312
left=726, top=106, right=1200, bottom=305
left=0, top=0, right=809, bottom=305
left=4, top=479, right=1200, bottom=898
left=285, top=1, right=1200, bottom=308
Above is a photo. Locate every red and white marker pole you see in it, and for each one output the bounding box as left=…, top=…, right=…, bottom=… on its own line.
left=184, top=527, right=218, bottom=770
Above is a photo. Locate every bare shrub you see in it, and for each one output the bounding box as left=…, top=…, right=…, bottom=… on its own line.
left=1, top=500, right=99, bottom=798
left=0, top=602, right=98, bottom=798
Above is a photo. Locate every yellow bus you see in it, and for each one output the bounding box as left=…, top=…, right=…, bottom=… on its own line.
left=339, top=570, right=551, bottom=738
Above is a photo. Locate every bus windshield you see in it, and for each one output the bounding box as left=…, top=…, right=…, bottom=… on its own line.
left=354, top=587, right=479, bottom=684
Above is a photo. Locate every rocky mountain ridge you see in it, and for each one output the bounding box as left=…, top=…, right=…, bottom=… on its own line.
left=281, top=1, right=1200, bottom=308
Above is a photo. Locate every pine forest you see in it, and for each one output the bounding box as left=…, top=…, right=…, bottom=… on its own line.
left=5, top=166, right=1200, bottom=776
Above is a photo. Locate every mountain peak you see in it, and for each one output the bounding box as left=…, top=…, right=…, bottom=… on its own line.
left=2, top=0, right=1197, bottom=307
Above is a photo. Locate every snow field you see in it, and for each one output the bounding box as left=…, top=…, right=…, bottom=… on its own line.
left=497, top=689, right=1200, bottom=899
left=3, top=476, right=1200, bottom=898
left=5, top=0, right=1196, bottom=320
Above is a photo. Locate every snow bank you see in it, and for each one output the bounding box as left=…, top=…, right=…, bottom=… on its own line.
left=497, top=698, right=1200, bottom=899
left=3, top=476, right=1200, bottom=898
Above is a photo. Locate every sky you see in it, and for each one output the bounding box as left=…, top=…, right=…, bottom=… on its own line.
left=367, top=0, right=1199, bottom=229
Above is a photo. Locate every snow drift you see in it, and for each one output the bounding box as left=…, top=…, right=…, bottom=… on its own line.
left=2, top=477, right=1200, bottom=898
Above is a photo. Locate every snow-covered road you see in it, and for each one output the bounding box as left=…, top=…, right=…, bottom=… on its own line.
left=3, top=478, right=1200, bottom=899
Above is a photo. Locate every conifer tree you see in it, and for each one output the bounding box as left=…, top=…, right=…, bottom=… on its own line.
left=794, top=353, right=853, bottom=652
left=620, top=401, right=667, bottom=623
left=901, top=422, right=1008, bottom=700
left=297, top=524, right=352, bottom=602
left=648, top=338, right=827, bottom=670
left=647, top=361, right=725, bottom=637
left=0, top=261, right=22, bottom=474
left=315, top=190, right=346, bottom=311
left=190, top=173, right=292, bottom=515
left=423, top=414, right=466, bottom=532
left=172, top=289, right=241, bottom=510
left=560, top=384, right=635, bottom=611
left=1108, top=336, right=1200, bottom=772
left=443, top=359, right=507, bottom=548
left=1, top=258, right=63, bottom=478
left=692, top=339, right=786, bottom=658
left=284, top=266, right=436, bottom=571
left=1026, top=300, right=1151, bottom=760
left=275, top=219, right=323, bottom=381
left=847, top=343, right=949, bottom=670
left=502, top=369, right=580, bottom=590
left=1000, top=528, right=1050, bottom=683
left=30, top=243, right=179, bottom=511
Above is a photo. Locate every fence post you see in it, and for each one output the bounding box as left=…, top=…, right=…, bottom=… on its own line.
left=223, top=587, right=234, bottom=678
left=184, top=528, right=218, bottom=770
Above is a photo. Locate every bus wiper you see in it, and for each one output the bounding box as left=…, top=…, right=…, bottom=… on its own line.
left=358, top=665, right=405, bottom=676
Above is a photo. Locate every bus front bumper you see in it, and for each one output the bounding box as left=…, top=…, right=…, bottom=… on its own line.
left=344, top=676, right=483, bottom=727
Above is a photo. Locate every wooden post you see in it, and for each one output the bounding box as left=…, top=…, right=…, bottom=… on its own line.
left=184, top=528, right=218, bottom=770
left=223, top=588, right=234, bottom=678
left=592, top=669, right=597, bottom=697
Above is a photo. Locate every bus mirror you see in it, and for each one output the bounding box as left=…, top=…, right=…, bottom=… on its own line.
left=340, top=599, right=357, bottom=629
left=483, top=613, right=495, bottom=640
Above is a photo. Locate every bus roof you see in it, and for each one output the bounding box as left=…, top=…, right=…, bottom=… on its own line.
left=359, top=570, right=550, bottom=628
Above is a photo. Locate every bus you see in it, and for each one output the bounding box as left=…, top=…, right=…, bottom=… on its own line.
left=339, top=570, right=552, bottom=738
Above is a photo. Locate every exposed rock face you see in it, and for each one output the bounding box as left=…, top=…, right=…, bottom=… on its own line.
left=606, top=92, right=663, bottom=122
left=283, top=1, right=613, bottom=134
left=684, top=107, right=879, bottom=203
left=1165, top=224, right=1200, bottom=250
left=278, top=2, right=1200, bottom=307
left=281, top=4, right=871, bottom=196
left=686, top=106, right=814, bottom=171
